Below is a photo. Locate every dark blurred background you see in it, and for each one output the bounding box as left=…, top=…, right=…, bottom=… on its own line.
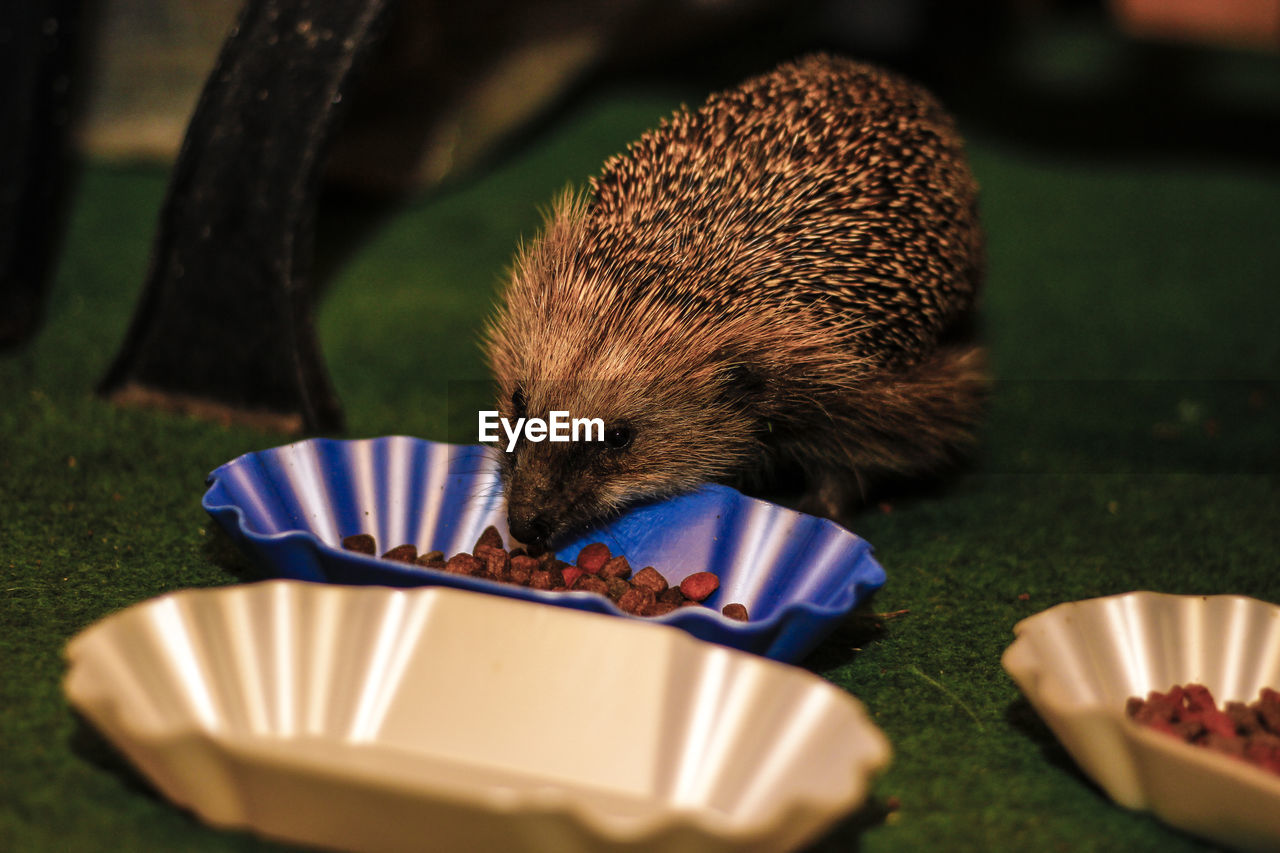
left=66, top=0, right=1280, bottom=189
left=7, top=0, right=1277, bottom=356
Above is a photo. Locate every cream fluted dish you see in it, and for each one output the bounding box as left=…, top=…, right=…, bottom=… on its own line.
left=65, top=580, right=890, bottom=853
left=1002, top=591, right=1280, bottom=852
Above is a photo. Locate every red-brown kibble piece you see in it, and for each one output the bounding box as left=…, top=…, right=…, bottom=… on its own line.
left=721, top=603, right=749, bottom=622
left=1245, top=738, right=1280, bottom=772
left=617, top=587, right=655, bottom=615
left=1183, top=683, right=1216, bottom=713
left=1205, top=732, right=1247, bottom=758
left=382, top=544, right=418, bottom=563
left=605, top=577, right=631, bottom=601
left=1257, top=688, right=1280, bottom=734
left=509, top=555, right=537, bottom=584
left=561, top=567, right=585, bottom=588
left=1200, top=707, right=1238, bottom=739
left=645, top=600, right=679, bottom=617
left=575, top=575, right=610, bottom=596
left=1226, top=701, right=1262, bottom=735
left=480, top=548, right=509, bottom=580
left=474, top=525, right=504, bottom=552
left=679, top=571, right=720, bottom=602
left=599, top=555, right=632, bottom=579
left=528, top=569, right=554, bottom=590
left=445, top=553, right=482, bottom=576
left=342, top=533, right=377, bottom=555
left=658, top=587, right=686, bottom=605
left=416, top=552, right=446, bottom=569
left=631, top=567, right=668, bottom=594
left=545, top=563, right=565, bottom=587
left=576, top=543, right=611, bottom=573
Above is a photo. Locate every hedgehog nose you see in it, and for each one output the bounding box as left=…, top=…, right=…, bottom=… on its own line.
left=508, top=513, right=551, bottom=552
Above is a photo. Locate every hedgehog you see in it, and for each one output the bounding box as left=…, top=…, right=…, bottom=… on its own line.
left=482, top=53, right=985, bottom=551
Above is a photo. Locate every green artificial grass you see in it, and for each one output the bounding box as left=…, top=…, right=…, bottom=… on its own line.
left=4, top=17, right=1280, bottom=853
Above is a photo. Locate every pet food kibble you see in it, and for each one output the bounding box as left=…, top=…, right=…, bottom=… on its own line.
left=1225, top=702, right=1262, bottom=735
left=445, top=553, right=482, bottom=575
left=481, top=548, right=509, bottom=579
left=544, top=563, right=565, bottom=587
left=1127, top=683, right=1280, bottom=777
left=647, top=600, right=679, bottom=617
left=632, top=566, right=668, bottom=594
left=339, top=530, right=745, bottom=620
left=679, top=571, right=720, bottom=602
left=721, top=603, right=749, bottom=621
left=342, top=533, right=377, bottom=555
left=509, top=555, right=537, bottom=584
left=382, top=544, right=418, bottom=563
left=576, top=542, right=611, bottom=572
left=1182, top=683, right=1217, bottom=713
left=510, top=554, right=539, bottom=571
left=575, top=575, right=611, bottom=596
left=617, top=586, right=656, bottom=615
left=1245, top=739, right=1280, bottom=773
left=658, top=587, right=686, bottom=605
left=1258, top=688, right=1280, bottom=732
left=475, top=525, right=504, bottom=551
left=599, top=555, right=632, bottom=579
left=1205, top=732, right=1247, bottom=759
left=605, top=577, right=631, bottom=601
left=473, top=545, right=509, bottom=575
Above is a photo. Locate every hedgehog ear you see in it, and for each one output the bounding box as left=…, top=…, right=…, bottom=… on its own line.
left=712, top=349, right=766, bottom=408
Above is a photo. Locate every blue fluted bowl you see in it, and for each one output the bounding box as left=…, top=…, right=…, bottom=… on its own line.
left=202, top=436, right=885, bottom=662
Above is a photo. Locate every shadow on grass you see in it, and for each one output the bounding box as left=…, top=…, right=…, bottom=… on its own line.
left=803, top=792, right=907, bottom=851
left=68, top=711, right=163, bottom=802
left=802, top=595, right=896, bottom=674
left=69, top=711, right=309, bottom=850
left=1004, top=696, right=1111, bottom=803
left=201, top=524, right=265, bottom=584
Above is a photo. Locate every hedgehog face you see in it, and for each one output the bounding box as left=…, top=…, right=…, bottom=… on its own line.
left=495, top=373, right=758, bottom=551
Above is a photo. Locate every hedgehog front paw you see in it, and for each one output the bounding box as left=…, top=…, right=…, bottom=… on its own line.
left=796, top=470, right=863, bottom=523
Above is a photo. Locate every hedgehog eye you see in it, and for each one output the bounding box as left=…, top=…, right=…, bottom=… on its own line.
left=603, top=425, right=633, bottom=450
left=511, top=386, right=527, bottom=418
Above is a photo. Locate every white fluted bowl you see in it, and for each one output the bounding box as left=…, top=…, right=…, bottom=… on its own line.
left=65, top=581, right=891, bottom=853
left=1002, top=591, right=1280, bottom=852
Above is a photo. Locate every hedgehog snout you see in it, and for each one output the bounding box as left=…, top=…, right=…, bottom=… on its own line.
left=507, top=506, right=553, bottom=553
left=504, top=464, right=566, bottom=552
